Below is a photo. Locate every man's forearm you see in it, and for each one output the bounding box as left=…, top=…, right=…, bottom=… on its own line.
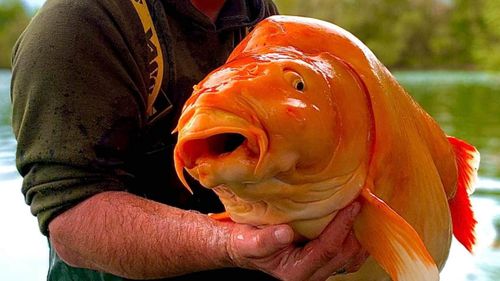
left=48, top=191, right=232, bottom=279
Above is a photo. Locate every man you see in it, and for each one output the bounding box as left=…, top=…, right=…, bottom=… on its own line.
left=10, top=0, right=366, bottom=280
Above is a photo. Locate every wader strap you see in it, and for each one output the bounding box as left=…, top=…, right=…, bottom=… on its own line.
left=130, top=0, right=165, bottom=120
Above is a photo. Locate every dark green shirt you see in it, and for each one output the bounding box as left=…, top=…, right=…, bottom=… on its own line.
left=10, top=0, right=278, bottom=280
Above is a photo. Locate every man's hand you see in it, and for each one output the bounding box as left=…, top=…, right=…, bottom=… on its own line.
left=225, top=202, right=367, bottom=281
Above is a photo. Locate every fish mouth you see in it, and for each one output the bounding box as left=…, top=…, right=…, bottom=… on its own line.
left=174, top=108, right=268, bottom=191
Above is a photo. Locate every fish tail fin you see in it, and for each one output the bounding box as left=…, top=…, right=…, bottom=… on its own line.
left=354, top=188, right=439, bottom=281
left=447, top=136, right=480, bottom=253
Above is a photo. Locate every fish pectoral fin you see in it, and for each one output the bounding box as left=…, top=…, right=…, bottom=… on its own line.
left=354, top=188, right=439, bottom=281
left=208, top=211, right=233, bottom=222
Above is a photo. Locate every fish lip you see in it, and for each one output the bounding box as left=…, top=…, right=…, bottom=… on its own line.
left=177, top=125, right=264, bottom=163
left=177, top=107, right=258, bottom=152
left=174, top=108, right=269, bottom=189
left=179, top=107, right=260, bottom=138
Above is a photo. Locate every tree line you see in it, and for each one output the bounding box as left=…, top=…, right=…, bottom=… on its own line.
left=0, top=0, right=31, bottom=69
left=0, top=0, right=499, bottom=70
left=274, top=0, right=500, bottom=70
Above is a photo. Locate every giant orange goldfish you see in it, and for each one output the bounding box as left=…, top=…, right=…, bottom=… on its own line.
left=173, top=15, right=479, bottom=281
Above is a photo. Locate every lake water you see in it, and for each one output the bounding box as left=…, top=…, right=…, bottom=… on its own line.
left=1, top=69, right=499, bottom=280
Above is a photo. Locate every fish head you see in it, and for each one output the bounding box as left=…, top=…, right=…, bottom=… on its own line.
left=174, top=31, right=372, bottom=239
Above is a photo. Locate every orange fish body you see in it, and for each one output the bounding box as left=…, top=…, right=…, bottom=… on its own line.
left=173, top=16, right=479, bottom=281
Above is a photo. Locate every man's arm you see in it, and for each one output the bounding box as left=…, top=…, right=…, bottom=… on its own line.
left=49, top=191, right=231, bottom=279
left=49, top=191, right=366, bottom=280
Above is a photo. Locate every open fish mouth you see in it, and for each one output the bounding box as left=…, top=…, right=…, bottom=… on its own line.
left=178, top=131, right=254, bottom=169
left=174, top=108, right=269, bottom=190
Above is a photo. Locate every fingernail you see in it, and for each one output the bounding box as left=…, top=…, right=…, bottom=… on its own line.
left=274, top=227, right=293, bottom=244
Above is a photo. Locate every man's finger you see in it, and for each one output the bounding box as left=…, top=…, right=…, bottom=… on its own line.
left=308, top=230, right=363, bottom=280
left=232, top=224, right=294, bottom=259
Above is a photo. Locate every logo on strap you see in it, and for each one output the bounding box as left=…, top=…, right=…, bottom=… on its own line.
left=130, top=0, right=172, bottom=123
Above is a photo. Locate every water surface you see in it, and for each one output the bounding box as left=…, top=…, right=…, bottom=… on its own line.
left=1, top=69, right=499, bottom=280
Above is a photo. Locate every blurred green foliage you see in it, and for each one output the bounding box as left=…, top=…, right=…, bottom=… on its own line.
left=0, top=0, right=499, bottom=70
left=0, top=0, right=31, bottom=69
left=274, top=0, right=500, bottom=70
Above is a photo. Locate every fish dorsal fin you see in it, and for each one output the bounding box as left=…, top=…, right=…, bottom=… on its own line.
left=447, top=136, right=479, bottom=253
left=354, top=188, right=439, bottom=281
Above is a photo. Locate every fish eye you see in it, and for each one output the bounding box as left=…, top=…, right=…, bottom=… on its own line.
left=283, top=70, right=306, bottom=92
left=294, top=80, right=305, bottom=91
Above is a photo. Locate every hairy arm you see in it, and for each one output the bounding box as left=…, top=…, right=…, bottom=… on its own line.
left=49, top=191, right=366, bottom=280
left=49, top=191, right=234, bottom=279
